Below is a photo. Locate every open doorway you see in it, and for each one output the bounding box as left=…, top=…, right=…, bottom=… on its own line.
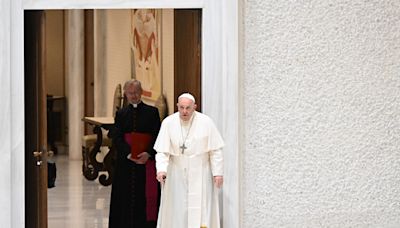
left=9, top=1, right=240, bottom=228
left=25, top=8, right=202, bottom=227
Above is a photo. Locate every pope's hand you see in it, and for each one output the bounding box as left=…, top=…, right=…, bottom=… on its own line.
left=130, top=152, right=150, bottom=164
left=157, top=172, right=167, bottom=185
left=214, top=176, right=223, bottom=188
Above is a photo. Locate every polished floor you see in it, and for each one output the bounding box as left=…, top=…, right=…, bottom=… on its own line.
left=48, top=154, right=111, bottom=228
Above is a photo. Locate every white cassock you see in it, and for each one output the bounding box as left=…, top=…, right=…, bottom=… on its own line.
left=154, top=111, right=224, bottom=228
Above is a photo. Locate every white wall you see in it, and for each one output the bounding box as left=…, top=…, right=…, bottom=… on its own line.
left=242, top=1, right=400, bottom=227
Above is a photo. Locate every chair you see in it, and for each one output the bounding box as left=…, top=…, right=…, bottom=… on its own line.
left=154, top=94, right=168, bottom=121
left=82, top=84, right=123, bottom=181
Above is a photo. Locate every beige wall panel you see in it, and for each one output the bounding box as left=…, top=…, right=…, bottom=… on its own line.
left=45, top=10, right=65, bottom=96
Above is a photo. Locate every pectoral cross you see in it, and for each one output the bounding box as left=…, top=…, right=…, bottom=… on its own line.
left=180, top=143, right=187, bottom=154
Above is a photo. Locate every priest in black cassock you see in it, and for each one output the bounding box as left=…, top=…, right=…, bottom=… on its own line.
left=109, top=79, right=161, bottom=228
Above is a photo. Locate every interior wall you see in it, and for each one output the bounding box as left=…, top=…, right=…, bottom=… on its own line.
left=95, top=9, right=174, bottom=117
left=45, top=10, right=67, bottom=150
left=45, top=10, right=64, bottom=96
left=161, top=9, right=175, bottom=115
left=103, top=9, right=131, bottom=116
left=242, top=1, right=400, bottom=227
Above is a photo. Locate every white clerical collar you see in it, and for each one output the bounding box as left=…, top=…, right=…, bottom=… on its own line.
left=130, top=101, right=142, bottom=108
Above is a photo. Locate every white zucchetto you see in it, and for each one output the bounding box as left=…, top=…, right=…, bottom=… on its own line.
left=178, top=93, right=196, bottom=103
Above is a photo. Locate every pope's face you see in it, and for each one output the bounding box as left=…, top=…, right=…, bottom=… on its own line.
left=125, top=84, right=142, bottom=104
left=177, top=98, right=196, bottom=121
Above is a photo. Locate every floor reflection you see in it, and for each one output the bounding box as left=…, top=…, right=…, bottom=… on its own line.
left=48, top=154, right=111, bottom=228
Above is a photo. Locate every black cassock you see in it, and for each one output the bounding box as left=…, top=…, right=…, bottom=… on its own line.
left=109, top=102, right=161, bottom=228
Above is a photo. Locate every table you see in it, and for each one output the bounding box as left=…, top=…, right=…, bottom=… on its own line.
left=82, top=117, right=115, bottom=186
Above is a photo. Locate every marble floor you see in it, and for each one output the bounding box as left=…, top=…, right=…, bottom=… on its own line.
left=48, top=154, right=111, bottom=228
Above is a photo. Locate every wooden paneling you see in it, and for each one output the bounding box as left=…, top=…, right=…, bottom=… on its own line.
left=174, top=9, right=202, bottom=111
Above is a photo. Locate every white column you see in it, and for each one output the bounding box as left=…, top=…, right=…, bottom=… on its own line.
left=10, top=0, right=25, bottom=226
left=202, top=0, right=240, bottom=227
left=66, top=10, right=84, bottom=160
left=221, top=0, right=240, bottom=227
left=1, top=0, right=12, bottom=227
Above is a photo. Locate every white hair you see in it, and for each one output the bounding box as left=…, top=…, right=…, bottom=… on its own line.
left=178, top=93, right=196, bottom=103
left=123, top=79, right=142, bottom=92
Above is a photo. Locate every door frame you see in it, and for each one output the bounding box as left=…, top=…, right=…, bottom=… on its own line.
left=6, top=0, right=240, bottom=228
